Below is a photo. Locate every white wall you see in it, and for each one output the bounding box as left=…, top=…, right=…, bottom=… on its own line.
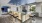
left=35, top=0, right=42, bottom=2
left=36, top=3, right=41, bottom=13
left=36, top=3, right=42, bottom=17
left=1, top=0, right=10, bottom=6
left=1, top=0, right=23, bottom=14
left=0, top=0, right=18, bottom=15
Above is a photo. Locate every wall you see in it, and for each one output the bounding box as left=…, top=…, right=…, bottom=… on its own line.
left=36, top=3, right=42, bottom=17
left=1, top=0, right=17, bottom=13
left=35, top=0, right=42, bottom=2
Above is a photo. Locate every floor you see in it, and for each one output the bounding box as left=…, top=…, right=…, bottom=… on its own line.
left=0, top=14, right=42, bottom=23
left=33, top=17, right=42, bottom=23
left=0, top=15, right=21, bottom=23
left=24, top=17, right=42, bottom=23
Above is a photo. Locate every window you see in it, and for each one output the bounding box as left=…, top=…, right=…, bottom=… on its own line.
left=1, top=6, right=10, bottom=12
left=1, top=8, right=4, bottom=12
